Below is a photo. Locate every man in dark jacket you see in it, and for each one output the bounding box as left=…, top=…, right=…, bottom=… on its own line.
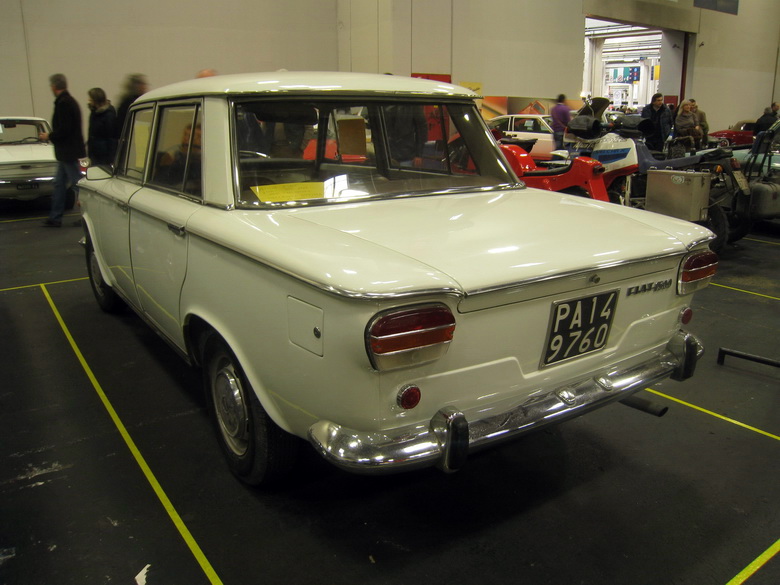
left=39, top=73, right=86, bottom=227
left=641, top=93, right=673, bottom=152
left=754, top=107, right=777, bottom=136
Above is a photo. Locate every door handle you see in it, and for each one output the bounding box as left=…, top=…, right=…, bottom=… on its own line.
left=167, top=223, right=186, bottom=237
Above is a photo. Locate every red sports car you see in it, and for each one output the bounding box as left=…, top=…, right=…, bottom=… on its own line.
left=708, top=120, right=755, bottom=146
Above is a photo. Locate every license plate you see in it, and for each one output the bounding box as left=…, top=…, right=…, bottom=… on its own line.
left=17, top=183, right=39, bottom=190
left=543, top=290, right=618, bottom=366
left=733, top=170, right=749, bottom=193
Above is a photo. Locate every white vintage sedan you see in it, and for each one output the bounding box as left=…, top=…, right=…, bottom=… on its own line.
left=80, top=72, right=717, bottom=485
left=486, top=114, right=556, bottom=160
left=0, top=117, right=60, bottom=203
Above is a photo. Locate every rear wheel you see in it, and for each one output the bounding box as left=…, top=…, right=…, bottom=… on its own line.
left=202, top=334, right=298, bottom=486
left=696, top=200, right=728, bottom=253
left=86, top=239, right=123, bottom=313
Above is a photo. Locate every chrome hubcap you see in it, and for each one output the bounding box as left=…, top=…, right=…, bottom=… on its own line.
left=89, top=252, right=104, bottom=297
left=213, top=365, right=249, bottom=456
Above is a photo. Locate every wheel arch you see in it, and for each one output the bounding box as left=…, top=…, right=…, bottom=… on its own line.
left=82, top=217, right=116, bottom=290
left=183, top=313, right=298, bottom=435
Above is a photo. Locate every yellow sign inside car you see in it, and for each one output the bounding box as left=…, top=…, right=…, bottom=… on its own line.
left=251, top=183, right=325, bottom=202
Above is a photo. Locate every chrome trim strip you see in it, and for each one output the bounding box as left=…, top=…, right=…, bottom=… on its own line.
left=462, top=251, right=688, bottom=298
left=308, top=330, right=703, bottom=474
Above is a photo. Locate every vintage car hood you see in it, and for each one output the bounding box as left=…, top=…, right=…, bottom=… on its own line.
left=0, top=143, right=56, bottom=164
left=194, top=188, right=711, bottom=299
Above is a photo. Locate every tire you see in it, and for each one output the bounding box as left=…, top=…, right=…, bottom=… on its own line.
left=86, top=240, right=123, bottom=313
left=696, top=200, right=728, bottom=253
left=202, top=334, right=298, bottom=486
left=726, top=191, right=753, bottom=244
left=607, top=176, right=627, bottom=205
left=710, top=184, right=753, bottom=244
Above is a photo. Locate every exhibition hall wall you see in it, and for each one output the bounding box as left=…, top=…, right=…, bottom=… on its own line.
left=3, top=0, right=780, bottom=133
left=1, top=0, right=340, bottom=118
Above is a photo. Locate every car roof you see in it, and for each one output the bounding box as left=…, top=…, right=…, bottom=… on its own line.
left=137, top=71, right=479, bottom=103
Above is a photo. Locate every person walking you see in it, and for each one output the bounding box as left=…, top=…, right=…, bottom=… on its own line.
left=115, top=73, right=148, bottom=138
left=87, top=87, right=117, bottom=166
left=550, top=94, right=571, bottom=150
left=640, top=93, right=673, bottom=152
left=39, top=73, right=85, bottom=228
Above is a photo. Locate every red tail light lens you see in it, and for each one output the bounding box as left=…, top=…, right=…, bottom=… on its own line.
left=730, top=157, right=741, bottom=169
left=366, top=304, right=456, bottom=371
left=678, top=250, right=718, bottom=294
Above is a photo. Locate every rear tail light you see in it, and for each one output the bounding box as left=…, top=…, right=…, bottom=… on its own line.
left=366, top=304, right=456, bottom=371
left=730, top=157, right=741, bottom=169
left=678, top=250, right=718, bottom=294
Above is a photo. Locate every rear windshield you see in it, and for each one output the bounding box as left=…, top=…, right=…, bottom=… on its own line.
left=232, top=99, right=516, bottom=208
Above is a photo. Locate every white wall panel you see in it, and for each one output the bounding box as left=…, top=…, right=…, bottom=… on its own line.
left=2, top=0, right=339, bottom=118
left=0, top=0, right=34, bottom=114
left=451, top=0, right=584, bottom=99
left=410, top=0, right=451, bottom=75
left=689, top=0, right=780, bottom=131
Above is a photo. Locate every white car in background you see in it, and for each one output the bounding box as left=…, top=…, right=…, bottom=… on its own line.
left=80, top=72, right=717, bottom=486
left=0, top=117, right=66, bottom=206
left=486, top=114, right=556, bottom=160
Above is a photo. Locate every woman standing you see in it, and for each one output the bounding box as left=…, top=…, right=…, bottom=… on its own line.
left=675, top=101, right=703, bottom=151
left=87, top=87, right=117, bottom=165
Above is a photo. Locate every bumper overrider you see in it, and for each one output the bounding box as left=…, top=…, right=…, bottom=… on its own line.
left=308, top=331, right=703, bottom=474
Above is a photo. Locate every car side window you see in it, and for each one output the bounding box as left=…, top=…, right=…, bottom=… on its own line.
left=116, top=108, right=153, bottom=181
left=491, top=118, right=510, bottom=132
left=149, top=105, right=202, bottom=197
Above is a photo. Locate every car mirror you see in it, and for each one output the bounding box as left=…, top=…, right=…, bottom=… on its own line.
left=86, top=165, right=112, bottom=180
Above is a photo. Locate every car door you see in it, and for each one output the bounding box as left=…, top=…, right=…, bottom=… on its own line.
left=503, top=116, right=521, bottom=139
left=129, top=103, right=203, bottom=349
left=513, top=116, right=554, bottom=159
left=90, top=107, right=154, bottom=308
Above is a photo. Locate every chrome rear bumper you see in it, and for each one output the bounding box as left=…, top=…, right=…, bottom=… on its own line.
left=308, top=330, right=703, bottom=474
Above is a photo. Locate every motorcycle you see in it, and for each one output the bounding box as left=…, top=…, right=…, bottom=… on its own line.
left=492, top=130, right=609, bottom=202
left=561, top=98, right=751, bottom=252
left=738, top=118, right=780, bottom=228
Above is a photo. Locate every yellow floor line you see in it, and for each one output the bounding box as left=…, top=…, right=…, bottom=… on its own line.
left=645, top=388, right=780, bottom=441
left=0, top=277, right=88, bottom=293
left=40, top=283, right=223, bottom=585
left=725, top=538, right=780, bottom=585
left=744, top=237, right=780, bottom=246
left=645, top=389, right=779, bottom=583
left=711, top=283, right=780, bottom=301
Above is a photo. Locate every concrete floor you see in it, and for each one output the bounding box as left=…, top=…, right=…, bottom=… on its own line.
left=1, top=197, right=778, bottom=585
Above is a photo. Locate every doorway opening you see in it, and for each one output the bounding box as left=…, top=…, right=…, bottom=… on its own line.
left=583, top=18, right=687, bottom=113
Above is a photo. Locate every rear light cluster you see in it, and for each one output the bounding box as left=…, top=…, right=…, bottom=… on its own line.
left=366, top=303, right=456, bottom=371
left=678, top=249, right=718, bottom=294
